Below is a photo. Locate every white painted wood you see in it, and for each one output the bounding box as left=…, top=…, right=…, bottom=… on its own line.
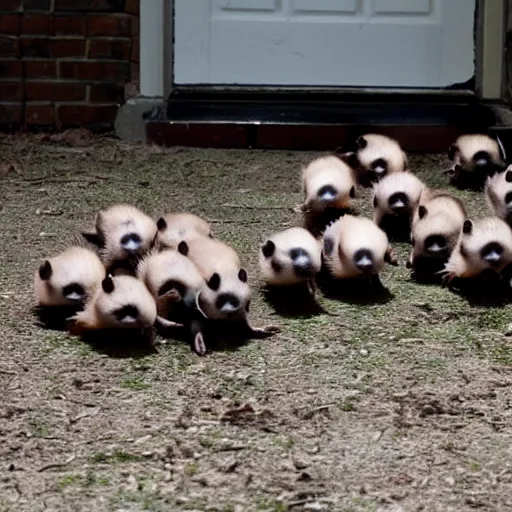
left=173, top=0, right=476, bottom=88
left=140, top=0, right=166, bottom=97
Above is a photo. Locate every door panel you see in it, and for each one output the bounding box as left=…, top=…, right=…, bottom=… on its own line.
left=174, top=0, right=476, bottom=88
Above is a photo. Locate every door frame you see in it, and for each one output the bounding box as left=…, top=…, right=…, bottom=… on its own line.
left=139, top=0, right=505, bottom=100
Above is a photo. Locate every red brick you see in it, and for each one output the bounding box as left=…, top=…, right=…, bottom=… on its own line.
left=0, top=37, right=18, bottom=58
left=0, top=81, right=22, bottom=101
left=54, top=17, right=86, bottom=36
left=22, top=15, right=53, bottom=35
left=0, top=103, right=22, bottom=124
left=87, top=15, right=131, bottom=37
left=57, top=104, right=118, bottom=128
left=0, top=60, right=22, bottom=78
left=0, top=1, right=22, bottom=11
left=131, top=36, right=138, bottom=62
left=131, top=15, right=138, bottom=37
left=19, top=37, right=49, bottom=58
left=125, top=0, right=138, bottom=15
left=24, top=60, right=57, bottom=78
left=24, top=0, right=51, bottom=11
left=59, top=60, right=129, bottom=81
left=25, top=82, right=86, bottom=102
left=53, top=0, right=90, bottom=10
left=26, top=103, right=55, bottom=125
left=89, top=83, right=124, bottom=103
left=50, top=38, right=86, bottom=58
left=89, top=0, right=126, bottom=11
left=0, top=14, right=21, bottom=35
left=88, top=39, right=130, bottom=59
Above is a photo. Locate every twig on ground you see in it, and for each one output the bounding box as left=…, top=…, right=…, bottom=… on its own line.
left=221, top=203, right=293, bottom=210
left=37, top=455, right=76, bottom=472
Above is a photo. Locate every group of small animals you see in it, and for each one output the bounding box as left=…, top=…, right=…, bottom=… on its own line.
left=34, top=132, right=512, bottom=355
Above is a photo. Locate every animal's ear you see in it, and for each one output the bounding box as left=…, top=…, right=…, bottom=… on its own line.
left=38, top=260, right=52, bottom=280
left=506, top=169, right=512, bottom=183
left=338, top=151, right=359, bottom=169
left=261, top=240, right=275, bottom=258
left=323, top=236, right=334, bottom=256
left=418, top=205, right=427, bottom=219
left=177, top=241, right=189, bottom=256
left=81, top=232, right=104, bottom=248
left=238, top=268, right=248, bottom=283
left=207, top=273, right=221, bottom=291
left=102, top=276, right=115, bottom=294
left=156, top=217, right=167, bottom=231
left=448, top=144, right=458, bottom=161
left=356, top=136, right=367, bottom=149
left=349, top=186, right=356, bottom=199
left=463, top=220, right=473, bottom=235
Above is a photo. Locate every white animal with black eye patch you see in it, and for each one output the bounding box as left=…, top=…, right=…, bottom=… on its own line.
left=372, top=172, right=425, bottom=231
left=177, top=237, right=280, bottom=338
left=68, top=274, right=157, bottom=334
left=322, top=215, right=393, bottom=281
left=82, top=204, right=157, bottom=274
left=447, top=134, right=507, bottom=189
left=345, top=134, right=408, bottom=186
left=259, top=227, right=322, bottom=289
left=154, top=212, right=212, bottom=251
left=485, top=167, right=512, bottom=226
left=442, top=217, right=512, bottom=281
left=298, top=155, right=356, bottom=214
left=34, top=246, right=105, bottom=307
left=408, top=193, right=467, bottom=270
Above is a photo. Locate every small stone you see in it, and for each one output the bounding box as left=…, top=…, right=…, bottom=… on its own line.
left=360, top=349, right=369, bottom=356
left=303, top=503, right=328, bottom=511
left=164, top=462, right=172, bottom=470
left=187, top=426, right=199, bottom=434
left=445, top=476, right=455, bottom=486
left=505, top=323, right=512, bottom=336
left=293, top=458, right=309, bottom=470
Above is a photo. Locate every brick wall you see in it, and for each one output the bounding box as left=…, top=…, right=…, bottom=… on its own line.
left=0, top=0, right=139, bottom=130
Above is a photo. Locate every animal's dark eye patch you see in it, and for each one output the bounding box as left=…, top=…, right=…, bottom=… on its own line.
left=158, top=279, right=186, bottom=298
left=207, top=273, right=221, bottom=291
left=62, top=283, right=85, bottom=298
left=238, top=268, right=248, bottom=282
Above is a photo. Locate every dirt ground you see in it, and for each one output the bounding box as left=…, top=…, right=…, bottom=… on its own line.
left=1, top=133, right=511, bottom=512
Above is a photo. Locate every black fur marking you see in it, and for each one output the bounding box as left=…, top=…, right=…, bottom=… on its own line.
left=473, top=150, right=490, bottom=166
left=102, top=276, right=115, bottom=294
left=373, top=195, right=378, bottom=208
left=388, top=192, right=409, bottom=211
left=215, top=293, right=240, bottom=312
left=238, top=268, right=248, bottom=283
left=481, top=242, right=503, bottom=264
left=290, top=247, right=309, bottom=261
left=62, top=283, right=85, bottom=299
left=158, top=279, right=186, bottom=298
left=349, top=186, right=356, bottom=199
left=39, top=260, right=52, bottom=281
left=261, top=240, right=275, bottom=258
left=506, top=170, right=512, bottom=183
left=424, top=235, right=447, bottom=254
left=418, top=205, right=427, bottom=219
left=120, top=233, right=142, bottom=246
left=371, top=158, right=387, bottom=172
left=356, top=136, right=367, bottom=149
left=505, top=191, right=512, bottom=206
left=460, top=242, right=468, bottom=259
left=245, top=299, right=251, bottom=312
left=323, top=236, right=335, bottom=256
left=156, top=217, right=167, bottom=231
left=338, top=151, right=359, bottom=169
left=177, top=241, right=189, bottom=256
left=448, top=144, right=458, bottom=161
left=354, top=249, right=374, bottom=273
left=317, top=185, right=337, bottom=199
left=113, top=305, right=139, bottom=321
left=207, top=273, right=221, bottom=291
left=271, top=260, right=283, bottom=273
left=463, top=220, right=473, bottom=235
left=81, top=232, right=104, bottom=248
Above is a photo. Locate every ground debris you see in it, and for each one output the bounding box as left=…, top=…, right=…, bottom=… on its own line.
left=37, top=455, right=76, bottom=472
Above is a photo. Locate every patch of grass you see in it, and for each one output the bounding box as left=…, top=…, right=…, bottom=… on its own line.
left=28, top=417, right=49, bottom=438
left=257, top=499, right=288, bottom=511
left=469, top=461, right=481, bottom=472
left=120, top=376, right=151, bottom=390
left=274, top=436, right=294, bottom=450
left=91, top=450, right=145, bottom=464
left=184, top=462, right=199, bottom=476
left=112, top=491, right=166, bottom=512
left=57, top=474, right=81, bottom=489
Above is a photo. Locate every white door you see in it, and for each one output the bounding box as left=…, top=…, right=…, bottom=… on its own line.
left=173, top=0, right=475, bottom=88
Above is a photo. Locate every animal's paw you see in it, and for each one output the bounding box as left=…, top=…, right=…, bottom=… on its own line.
left=385, top=247, right=399, bottom=266
left=193, top=332, right=207, bottom=356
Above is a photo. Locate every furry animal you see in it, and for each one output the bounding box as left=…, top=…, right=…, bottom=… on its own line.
left=485, top=167, right=512, bottom=226
left=82, top=204, right=157, bottom=275
left=154, top=212, right=212, bottom=250
left=446, top=134, right=507, bottom=189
